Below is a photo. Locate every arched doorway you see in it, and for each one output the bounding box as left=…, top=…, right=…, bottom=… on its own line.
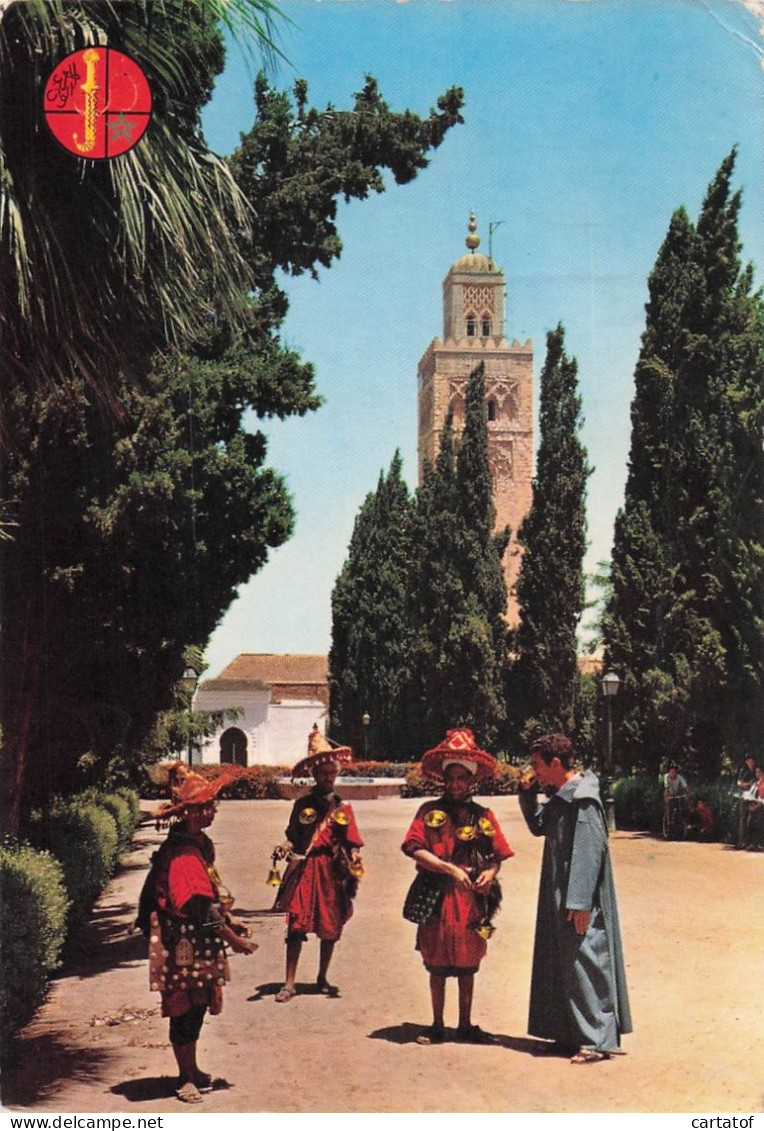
left=220, top=727, right=248, bottom=766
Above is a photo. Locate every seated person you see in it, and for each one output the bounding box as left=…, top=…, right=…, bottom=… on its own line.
left=685, top=794, right=714, bottom=840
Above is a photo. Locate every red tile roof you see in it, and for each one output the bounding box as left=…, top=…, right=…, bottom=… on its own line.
left=205, top=653, right=328, bottom=687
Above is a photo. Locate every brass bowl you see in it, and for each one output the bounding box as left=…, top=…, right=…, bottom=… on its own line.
left=424, top=809, right=447, bottom=829
left=299, top=807, right=317, bottom=825
left=456, top=825, right=477, bottom=841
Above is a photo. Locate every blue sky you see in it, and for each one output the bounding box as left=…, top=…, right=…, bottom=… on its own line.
left=201, top=0, right=762, bottom=677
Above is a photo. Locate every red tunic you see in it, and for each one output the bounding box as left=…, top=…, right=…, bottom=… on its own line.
left=402, top=797, right=513, bottom=975
left=148, top=828, right=230, bottom=1018
left=277, top=790, right=363, bottom=941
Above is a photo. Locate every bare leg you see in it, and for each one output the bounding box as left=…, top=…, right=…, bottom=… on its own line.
left=317, top=939, right=336, bottom=982
left=173, top=1041, right=196, bottom=1085
left=457, top=973, right=474, bottom=1030
left=284, top=936, right=302, bottom=988
left=172, top=1042, right=204, bottom=1101
left=317, top=939, right=336, bottom=987
left=430, top=972, right=446, bottom=1029
left=276, top=937, right=302, bottom=1000
left=416, top=972, right=447, bottom=1044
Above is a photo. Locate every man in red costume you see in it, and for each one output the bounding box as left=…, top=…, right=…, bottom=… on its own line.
left=272, top=726, right=364, bottom=1002
left=142, top=773, right=257, bottom=1103
left=402, top=728, right=514, bottom=1044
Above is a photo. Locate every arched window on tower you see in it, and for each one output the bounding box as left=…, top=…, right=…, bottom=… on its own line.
left=481, top=314, right=492, bottom=337
left=487, top=399, right=497, bottom=422
left=466, top=313, right=477, bottom=337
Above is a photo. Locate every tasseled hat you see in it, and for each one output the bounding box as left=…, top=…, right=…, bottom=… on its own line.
left=153, top=770, right=231, bottom=821
left=420, top=727, right=497, bottom=782
left=291, top=724, right=353, bottom=780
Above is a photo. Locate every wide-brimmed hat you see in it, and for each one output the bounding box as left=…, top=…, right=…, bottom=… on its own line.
left=291, top=724, right=353, bottom=780
left=421, top=728, right=497, bottom=782
left=153, top=771, right=231, bottom=820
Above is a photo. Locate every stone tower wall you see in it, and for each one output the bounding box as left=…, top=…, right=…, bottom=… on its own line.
left=417, top=247, right=534, bottom=626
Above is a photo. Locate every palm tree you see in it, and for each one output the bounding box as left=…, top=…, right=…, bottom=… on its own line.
left=0, top=0, right=282, bottom=416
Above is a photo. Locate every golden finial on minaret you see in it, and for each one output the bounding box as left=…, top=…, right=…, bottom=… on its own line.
left=465, top=210, right=480, bottom=252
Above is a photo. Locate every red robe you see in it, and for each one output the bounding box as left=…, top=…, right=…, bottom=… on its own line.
left=402, top=797, right=513, bottom=975
left=148, top=827, right=230, bottom=1018
left=276, top=790, right=363, bottom=941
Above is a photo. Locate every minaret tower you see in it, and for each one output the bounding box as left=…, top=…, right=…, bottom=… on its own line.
left=417, top=212, right=533, bottom=624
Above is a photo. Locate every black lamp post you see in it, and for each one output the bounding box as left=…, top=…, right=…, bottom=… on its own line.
left=361, top=711, right=370, bottom=760
left=182, top=665, right=199, bottom=766
left=601, top=670, right=620, bottom=832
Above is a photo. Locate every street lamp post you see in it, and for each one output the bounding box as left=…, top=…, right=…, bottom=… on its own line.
left=601, top=670, right=620, bottom=832
left=182, top=665, right=199, bottom=766
left=361, top=711, right=370, bottom=760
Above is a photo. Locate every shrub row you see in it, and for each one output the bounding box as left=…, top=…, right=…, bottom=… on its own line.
left=613, top=774, right=740, bottom=841
left=0, top=842, right=69, bottom=1056
left=142, top=760, right=416, bottom=801
left=401, top=762, right=522, bottom=798
left=341, top=761, right=414, bottom=779
left=29, top=787, right=142, bottom=926
left=1, top=788, right=141, bottom=1056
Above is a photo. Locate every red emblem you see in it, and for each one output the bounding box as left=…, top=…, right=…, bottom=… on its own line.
left=44, top=48, right=151, bottom=160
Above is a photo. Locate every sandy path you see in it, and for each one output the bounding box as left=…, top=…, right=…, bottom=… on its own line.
left=3, top=796, right=762, bottom=1114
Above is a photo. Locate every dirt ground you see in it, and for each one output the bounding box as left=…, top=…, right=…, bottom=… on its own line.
left=2, top=795, right=762, bottom=1114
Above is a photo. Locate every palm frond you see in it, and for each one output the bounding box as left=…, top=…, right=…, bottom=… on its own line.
left=0, top=0, right=286, bottom=411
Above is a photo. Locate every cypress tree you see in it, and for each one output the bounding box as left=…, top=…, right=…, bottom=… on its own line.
left=510, top=325, right=590, bottom=739
left=605, top=150, right=763, bottom=775
left=329, top=452, right=412, bottom=758
left=406, top=363, right=509, bottom=756
left=604, top=210, right=701, bottom=768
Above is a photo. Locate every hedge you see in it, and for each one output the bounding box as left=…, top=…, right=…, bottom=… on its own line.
left=612, top=774, right=741, bottom=841
left=114, top=786, right=142, bottom=828
left=0, top=842, right=69, bottom=1055
left=82, top=791, right=135, bottom=856
left=30, top=797, right=119, bottom=926
left=142, top=760, right=417, bottom=800
left=401, top=762, right=521, bottom=798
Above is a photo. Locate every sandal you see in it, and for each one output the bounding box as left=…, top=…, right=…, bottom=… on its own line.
left=570, top=1049, right=610, bottom=1064
left=275, top=984, right=297, bottom=1002
left=194, top=1072, right=214, bottom=1093
left=316, top=976, right=339, bottom=997
left=456, top=1025, right=496, bottom=1045
left=175, top=1081, right=204, bottom=1104
left=416, top=1025, right=445, bottom=1045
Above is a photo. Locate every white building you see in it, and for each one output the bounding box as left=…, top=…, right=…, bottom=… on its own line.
left=194, top=654, right=329, bottom=768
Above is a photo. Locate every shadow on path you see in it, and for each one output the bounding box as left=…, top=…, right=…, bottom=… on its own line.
left=61, top=913, right=146, bottom=979
left=1, top=1033, right=110, bottom=1108
left=248, top=982, right=344, bottom=1002
left=368, top=1024, right=553, bottom=1055
left=110, top=1076, right=176, bottom=1103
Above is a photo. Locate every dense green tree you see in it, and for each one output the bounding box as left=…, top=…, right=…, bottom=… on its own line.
left=329, top=452, right=412, bottom=758
left=329, top=367, right=509, bottom=760
left=405, top=364, right=509, bottom=757
left=229, top=72, right=464, bottom=292
left=509, top=326, right=590, bottom=742
left=1, top=21, right=464, bottom=832
left=605, top=151, right=763, bottom=775
left=1, top=340, right=313, bottom=821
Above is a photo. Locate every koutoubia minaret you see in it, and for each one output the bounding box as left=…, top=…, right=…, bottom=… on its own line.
left=417, top=212, right=534, bottom=625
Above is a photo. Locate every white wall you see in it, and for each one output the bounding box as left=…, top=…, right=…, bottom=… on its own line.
left=194, top=686, right=328, bottom=768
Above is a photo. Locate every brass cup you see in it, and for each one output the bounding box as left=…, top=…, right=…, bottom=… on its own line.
left=520, top=766, right=538, bottom=789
